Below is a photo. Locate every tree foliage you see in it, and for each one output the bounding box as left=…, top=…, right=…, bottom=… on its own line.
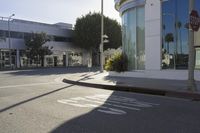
left=24, top=32, right=53, bottom=66
left=74, top=12, right=122, bottom=52
left=104, top=52, right=128, bottom=72
left=165, top=33, right=174, bottom=43
left=165, top=33, right=174, bottom=53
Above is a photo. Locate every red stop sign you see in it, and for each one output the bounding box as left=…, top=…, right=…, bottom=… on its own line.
left=190, top=10, right=200, bottom=31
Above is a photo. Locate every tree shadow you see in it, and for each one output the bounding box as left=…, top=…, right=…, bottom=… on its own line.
left=51, top=89, right=200, bottom=133
left=51, top=91, right=165, bottom=133
left=0, top=84, right=74, bottom=113
left=103, top=76, right=200, bottom=91
left=5, top=67, right=99, bottom=76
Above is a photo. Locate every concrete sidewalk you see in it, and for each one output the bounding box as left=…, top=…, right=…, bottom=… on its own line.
left=63, top=71, right=200, bottom=100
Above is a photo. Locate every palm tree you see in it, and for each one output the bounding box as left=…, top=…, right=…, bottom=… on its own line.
left=162, top=24, right=166, bottom=49
left=177, top=21, right=182, bottom=54
left=165, top=33, right=174, bottom=53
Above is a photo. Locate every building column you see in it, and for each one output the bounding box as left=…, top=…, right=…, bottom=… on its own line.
left=16, top=49, right=20, bottom=68
left=145, top=0, right=162, bottom=70
left=65, top=52, right=69, bottom=67
left=44, top=56, right=47, bottom=67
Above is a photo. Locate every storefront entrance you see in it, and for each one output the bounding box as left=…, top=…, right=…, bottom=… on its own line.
left=0, top=50, right=17, bottom=69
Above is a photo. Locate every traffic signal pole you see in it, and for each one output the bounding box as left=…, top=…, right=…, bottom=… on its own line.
left=188, top=0, right=197, bottom=91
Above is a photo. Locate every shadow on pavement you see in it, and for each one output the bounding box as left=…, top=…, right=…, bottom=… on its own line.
left=51, top=90, right=200, bottom=133
left=51, top=91, right=142, bottom=133
left=0, top=84, right=74, bottom=113
left=103, top=76, right=200, bottom=91
left=6, top=67, right=99, bottom=76
left=77, top=72, right=102, bottom=81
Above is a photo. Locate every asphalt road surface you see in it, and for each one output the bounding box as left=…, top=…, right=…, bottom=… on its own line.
left=0, top=68, right=200, bottom=133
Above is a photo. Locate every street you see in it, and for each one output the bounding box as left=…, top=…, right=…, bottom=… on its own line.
left=0, top=68, right=200, bottom=133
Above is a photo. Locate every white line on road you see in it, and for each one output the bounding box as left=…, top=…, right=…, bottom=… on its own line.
left=0, top=82, right=55, bottom=89
left=57, top=94, right=159, bottom=115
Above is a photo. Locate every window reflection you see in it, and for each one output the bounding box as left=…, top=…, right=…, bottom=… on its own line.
left=122, top=7, right=145, bottom=70
left=162, top=0, right=189, bottom=69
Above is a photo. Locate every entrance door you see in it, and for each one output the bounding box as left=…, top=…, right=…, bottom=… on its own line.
left=63, top=55, right=66, bottom=67
left=0, top=50, right=10, bottom=69
left=11, top=55, right=16, bottom=69
left=0, top=51, right=3, bottom=69
left=54, top=56, right=57, bottom=67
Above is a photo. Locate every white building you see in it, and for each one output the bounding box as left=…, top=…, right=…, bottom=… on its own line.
left=114, top=0, right=200, bottom=80
left=0, top=17, right=89, bottom=69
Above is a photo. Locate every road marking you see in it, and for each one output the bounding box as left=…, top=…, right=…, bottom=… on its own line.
left=0, top=82, right=55, bottom=89
left=98, top=106, right=126, bottom=115
left=57, top=94, right=159, bottom=115
left=71, top=97, right=140, bottom=111
left=54, top=77, right=65, bottom=83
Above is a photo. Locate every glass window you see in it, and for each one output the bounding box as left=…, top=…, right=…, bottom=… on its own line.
left=54, top=36, right=72, bottom=42
left=24, top=33, right=32, bottom=39
left=0, top=30, right=6, bottom=37
left=122, top=6, right=145, bottom=70
left=162, top=0, right=189, bottom=69
left=136, top=7, right=145, bottom=70
left=11, top=31, right=24, bottom=39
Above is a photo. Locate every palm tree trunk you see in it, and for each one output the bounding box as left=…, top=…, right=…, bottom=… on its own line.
left=167, top=42, right=169, bottom=53
left=180, top=30, right=183, bottom=54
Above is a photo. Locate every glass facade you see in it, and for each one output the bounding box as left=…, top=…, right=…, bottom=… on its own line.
left=122, top=6, right=145, bottom=70
left=0, top=30, right=77, bottom=69
left=118, top=0, right=200, bottom=71
left=0, top=30, right=72, bottom=42
left=162, top=0, right=200, bottom=69
left=0, top=49, right=84, bottom=69
left=0, top=50, right=10, bottom=69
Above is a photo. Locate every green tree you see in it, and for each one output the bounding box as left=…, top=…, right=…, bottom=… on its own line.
left=119, top=0, right=127, bottom=5
left=165, top=33, right=174, bottom=53
left=24, top=32, right=53, bottom=67
left=74, top=12, right=122, bottom=54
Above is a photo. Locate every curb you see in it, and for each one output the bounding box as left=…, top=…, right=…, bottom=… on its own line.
left=63, top=79, right=200, bottom=101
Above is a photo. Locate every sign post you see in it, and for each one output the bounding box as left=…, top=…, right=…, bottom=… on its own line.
left=190, top=10, right=200, bottom=31
left=188, top=1, right=199, bottom=91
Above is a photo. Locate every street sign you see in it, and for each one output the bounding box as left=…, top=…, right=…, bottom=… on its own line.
left=190, top=10, right=200, bottom=31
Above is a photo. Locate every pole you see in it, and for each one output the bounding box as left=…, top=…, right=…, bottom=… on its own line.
left=174, top=0, right=178, bottom=69
left=8, top=18, right=11, bottom=68
left=8, top=14, right=15, bottom=69
left=188, top=0, right=196, bottom=91
left=100, top=0, right=104, bottom=72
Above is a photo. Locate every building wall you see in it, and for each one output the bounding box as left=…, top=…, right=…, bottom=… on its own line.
left=145, top=0, right=161, bottom=70
left=0, top=19, right=72, bottom=37
left=109, top=70, right=200, bottom=81
left=116, top=0, right=162, bottom=71
left=0, top=18, right=89, bottom=68
left=114, top=0, right=200, bottom=80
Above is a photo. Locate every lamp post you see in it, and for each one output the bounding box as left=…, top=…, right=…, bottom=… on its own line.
left=100, top=0, right=104, bottom=72
left=8, top=14, right=15, bottom=68
left=188, top=0, right=197, bottom=91
left=100, top=0, right=109, bottom=72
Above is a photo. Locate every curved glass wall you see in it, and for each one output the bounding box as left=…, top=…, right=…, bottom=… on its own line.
left=162, top=0, right=200, bottom=69
left=122, top=6, right=145, bottom=70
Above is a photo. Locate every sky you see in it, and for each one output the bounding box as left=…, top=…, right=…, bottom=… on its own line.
left=0, top=0, right=121, bottom=25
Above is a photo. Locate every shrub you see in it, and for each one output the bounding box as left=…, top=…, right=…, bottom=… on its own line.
left=104, top=52, right=128, bottom=72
